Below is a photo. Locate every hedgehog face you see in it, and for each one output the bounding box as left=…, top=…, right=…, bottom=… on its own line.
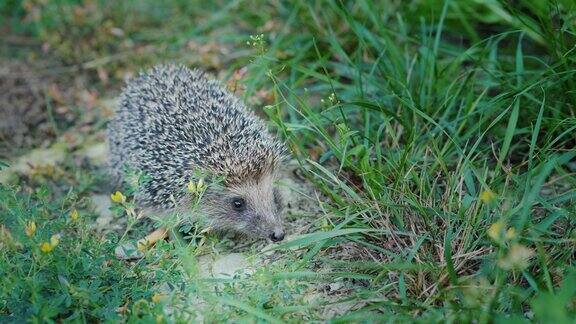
left=202, top=173, right=285, bottom=242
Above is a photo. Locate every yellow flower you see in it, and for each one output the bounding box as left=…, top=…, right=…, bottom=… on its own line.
left=187, top=180, right=197, bottom=194
left=196, top=178, right=205, bottom=192
left=40, top=242, right=54, bottom=253
left=151, top=293, right=166, bottom=303
left=70, top=209, right=79, bottom=221
left=188, top=178, right=206, bottom=194
left=50, top=234, right=61, bottom=247
left=480, top=190, right=496, bottom=203
left=39, top=234, right=61, bottom=253
left=110, top=191, right=126, bottom=204
left=487, top=221, right=505, bottom=242
left=505, top=228, right=516, bottom=240
left=498, top=244, right=534, bottom=270
left=25, top=221, right=36, bottom=237
left=487, top=221, right=518, bottom=244
left=137, top=239, right=149, bottom=252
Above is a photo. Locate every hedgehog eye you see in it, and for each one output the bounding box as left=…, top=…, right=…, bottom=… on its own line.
left=231, top=197, right=246, bottom=212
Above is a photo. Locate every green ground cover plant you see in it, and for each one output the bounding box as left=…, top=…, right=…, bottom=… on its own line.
left=1, top=0, right=575, bottom=322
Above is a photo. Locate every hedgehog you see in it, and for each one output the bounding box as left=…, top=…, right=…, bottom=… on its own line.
left=107, top=64, right=287, bottom=242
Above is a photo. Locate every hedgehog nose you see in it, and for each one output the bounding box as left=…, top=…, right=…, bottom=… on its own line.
left=269, top=230, right=285, bottom=242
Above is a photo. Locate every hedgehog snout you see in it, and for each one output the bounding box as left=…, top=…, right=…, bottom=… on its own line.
left=269, top=228, right=285, bottom=242
left=258, top=212, right=285, bottom=242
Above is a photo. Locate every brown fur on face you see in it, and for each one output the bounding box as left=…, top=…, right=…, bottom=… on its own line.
left=196, top=172, right=285, bottom=241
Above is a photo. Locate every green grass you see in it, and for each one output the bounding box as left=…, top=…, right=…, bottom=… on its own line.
left=1, top=0, right=576, bottom=322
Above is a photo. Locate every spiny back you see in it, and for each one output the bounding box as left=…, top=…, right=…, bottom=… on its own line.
left=107, top=65, right=285, bottom=209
